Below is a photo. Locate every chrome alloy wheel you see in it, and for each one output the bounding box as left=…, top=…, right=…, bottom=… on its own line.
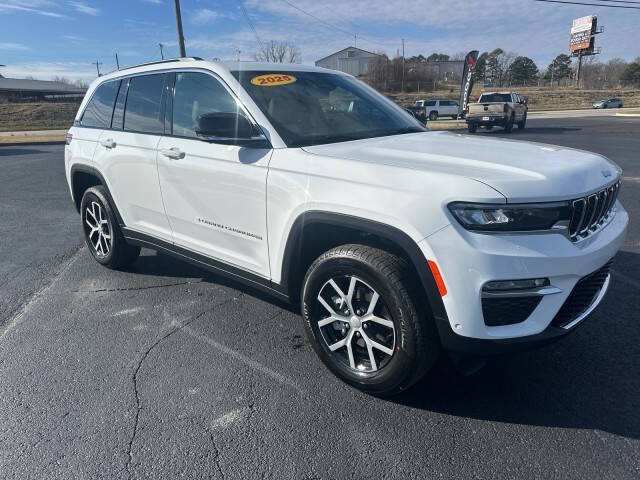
left=316, top=275, right=396, bottom=373
left=84, top=201, right=111, bottom=257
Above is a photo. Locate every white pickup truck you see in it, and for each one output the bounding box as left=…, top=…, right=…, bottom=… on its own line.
left=466, top=91, right=527, bottom=133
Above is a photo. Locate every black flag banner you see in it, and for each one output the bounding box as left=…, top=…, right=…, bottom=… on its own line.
left=458, top=50, right=479, bottom=118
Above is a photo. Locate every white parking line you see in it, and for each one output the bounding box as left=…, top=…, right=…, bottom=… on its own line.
left=177, top=323, right=305, bottom=395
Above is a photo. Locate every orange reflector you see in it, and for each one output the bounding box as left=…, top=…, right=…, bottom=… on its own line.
left=427, top=260, right=447, bottom=297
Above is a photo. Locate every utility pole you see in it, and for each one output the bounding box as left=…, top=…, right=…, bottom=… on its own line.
left=158, top=43, right=165, bottom=60
left=115, top=53, right=120, bottom=70
left=93, top=61, right=103, bottom=77
left=174, top=0, right=186, bottom=57
left=401, top=38, right=405, bottom=92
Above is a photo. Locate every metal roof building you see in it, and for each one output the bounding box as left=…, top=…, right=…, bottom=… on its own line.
left=315, top=46, right=380, bottom=77
left=0, top=77, right=86, bottom=100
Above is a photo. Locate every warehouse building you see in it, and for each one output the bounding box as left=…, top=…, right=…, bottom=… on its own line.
left=315, top=46, right=380, bottom=77
left=0, top=77, right=86, bottom=102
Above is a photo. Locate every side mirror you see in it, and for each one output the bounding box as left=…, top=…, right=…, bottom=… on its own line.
left=196, top=112, right=267, bottom=146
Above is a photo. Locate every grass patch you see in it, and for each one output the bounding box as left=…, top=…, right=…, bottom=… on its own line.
left=0, top=102, right=79, bottom=132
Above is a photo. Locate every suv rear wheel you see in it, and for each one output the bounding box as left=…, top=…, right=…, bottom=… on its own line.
left=81, top=186, right=140, bottom=269
left=302, top=244, right=439, bottom=396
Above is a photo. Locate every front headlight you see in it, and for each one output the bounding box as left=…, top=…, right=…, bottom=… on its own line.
left=448, top=202, right=570, bottom=232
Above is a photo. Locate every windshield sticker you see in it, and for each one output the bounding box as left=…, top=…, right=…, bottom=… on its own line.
left=251, top=74, right=296, bottom=86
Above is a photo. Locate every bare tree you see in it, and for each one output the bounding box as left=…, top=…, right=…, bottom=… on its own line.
left=253, top=40, right=301, bottom=64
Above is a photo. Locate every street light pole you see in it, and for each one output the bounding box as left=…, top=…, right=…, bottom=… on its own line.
left=174, top=0, right=186, bottom=57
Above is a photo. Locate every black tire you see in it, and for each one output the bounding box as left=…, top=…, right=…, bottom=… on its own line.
left=80, top=186, right=140, bottom=269
left=603, top=104, right=608, bottom=109
left=467, top=123, right=478, bottom=133
left=517, top=113, right=527, bottom=130
left=428, top=111, right=438, bottom=121
left=302, top=244, right=440, bottom=396
left=484, top=125, right=493, bottom=131
left=451, top=115, right=458, bottom=120
left=504, top=114, right=515, bottom=133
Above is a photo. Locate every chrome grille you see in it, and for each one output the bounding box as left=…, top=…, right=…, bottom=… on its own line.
left=569, top=181, right=620, bottom=241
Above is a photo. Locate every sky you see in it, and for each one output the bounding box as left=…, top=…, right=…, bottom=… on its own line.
left=0, top=0, right=638, bottom=82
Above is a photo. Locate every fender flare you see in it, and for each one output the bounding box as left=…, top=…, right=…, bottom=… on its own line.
left=280, top=211, right=449, bottom=325
left=69, top=164, right=125, bottom=226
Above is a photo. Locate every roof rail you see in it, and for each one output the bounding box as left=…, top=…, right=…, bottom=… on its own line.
left=116, top=57, right=204, bottom=72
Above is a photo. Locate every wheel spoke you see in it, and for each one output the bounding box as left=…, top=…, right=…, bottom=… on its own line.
left=328, top=279, right=348, bottom=310
left=318, top=316, right=340, bottom=328
left=366, top=291, right=379, bottom=315
left=317, top=295, right=337, bottom=317
left=95, top=235, right=103, bottom=254
left=102, top=234, right=110, bottom=254
left=363, top=314, right=394, bottom=330
left=345, top=332, right=356, bottom=369
left=346, top=276, right=357, bottom=308
left=328, top=336, right=348, bottom=352
left=370, top=339, right=394, bottom=356
left=87, top=205, right=98, bottom=225
left=361, top=333, right=378, bottom=372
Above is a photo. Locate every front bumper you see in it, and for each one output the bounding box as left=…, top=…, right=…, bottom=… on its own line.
left=419, top=201, right=628, bottom=352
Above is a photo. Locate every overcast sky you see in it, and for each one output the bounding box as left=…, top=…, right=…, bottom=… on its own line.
left=0, top=0, right=637, bottom=82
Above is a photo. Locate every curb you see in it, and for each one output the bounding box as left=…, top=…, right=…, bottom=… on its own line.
left=0, top=141, right=66, bottom=147
left=615, top=113, right=640, bottom=117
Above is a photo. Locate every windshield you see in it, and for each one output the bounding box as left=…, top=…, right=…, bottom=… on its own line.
left=479, top=93, right=512, bottom=103
left=232, top=70, right=426, bottom=147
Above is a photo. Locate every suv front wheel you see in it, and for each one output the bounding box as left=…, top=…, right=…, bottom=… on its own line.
left=302, top=244, right=439, bottom=396
left=80, top=186, right=140, bottom=269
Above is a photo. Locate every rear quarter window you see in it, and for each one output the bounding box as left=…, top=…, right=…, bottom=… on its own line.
left=80, top=80, right=120, bottom=128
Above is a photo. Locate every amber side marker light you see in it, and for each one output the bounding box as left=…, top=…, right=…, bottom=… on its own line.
left=427, top=260, right=447, bottom=297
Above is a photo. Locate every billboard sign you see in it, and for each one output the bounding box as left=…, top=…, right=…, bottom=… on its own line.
left=570, top=15, right=596, bottom=53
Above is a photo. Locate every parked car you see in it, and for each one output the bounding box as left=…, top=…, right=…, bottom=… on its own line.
left=410, top=99, right=459, bottom=121
left=66, top=59, right=627, bottom=396
left=593, top=98, right=623, bottom=109
left=466, top=91, right=527, bottom=133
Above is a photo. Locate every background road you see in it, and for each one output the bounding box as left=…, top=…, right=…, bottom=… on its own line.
left=0, top=116, right=638, bottom=479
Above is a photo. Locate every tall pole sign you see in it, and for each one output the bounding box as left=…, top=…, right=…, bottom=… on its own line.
left=458, top=50, right=479, bottom=118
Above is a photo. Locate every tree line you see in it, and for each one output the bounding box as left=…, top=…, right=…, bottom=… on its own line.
left=363, top=48, right=640, bottom=93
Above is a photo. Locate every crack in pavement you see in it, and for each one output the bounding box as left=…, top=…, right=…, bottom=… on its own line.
left=206, top=404, right=255, bottom=479
left=125, top=294, right=243, bottom=480
left=208, top=431, right=225, bottom=479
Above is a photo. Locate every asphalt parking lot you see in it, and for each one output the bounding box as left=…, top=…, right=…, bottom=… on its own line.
left=1, top=116, right=638, bottom=479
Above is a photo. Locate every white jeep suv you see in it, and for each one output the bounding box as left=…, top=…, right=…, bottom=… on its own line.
left=65, top=59, right=628, bottom=396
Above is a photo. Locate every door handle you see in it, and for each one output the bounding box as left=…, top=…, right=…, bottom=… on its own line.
left=100, top=138, right=116, bottom=149
left=160, top=147, right=185, bottom=160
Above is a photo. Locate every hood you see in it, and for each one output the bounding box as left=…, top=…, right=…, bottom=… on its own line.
left=302, top=131, right=620, bottom=203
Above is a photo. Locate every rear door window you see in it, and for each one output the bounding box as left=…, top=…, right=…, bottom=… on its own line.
left=425, top=101, right=437, bottom=107
left=81, top=80, right=120, bottom=128
left=124, top=74, right=166, bottom=134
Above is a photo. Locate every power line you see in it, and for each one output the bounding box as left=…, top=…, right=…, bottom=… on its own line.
left=533, top=0, right=640, bottom=8
left=237, top=0, right=264, bottom=51
left=595, top=0, right=640, bottom=4
left=277, top=0, right=389, bottom=48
